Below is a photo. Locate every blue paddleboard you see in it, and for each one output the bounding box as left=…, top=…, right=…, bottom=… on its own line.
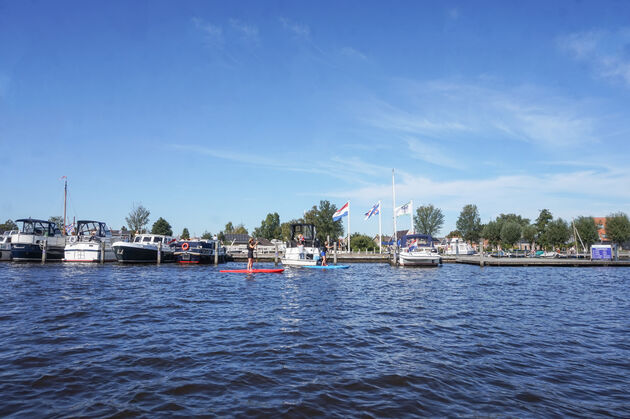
left=303, top=265, right=349, bottom=269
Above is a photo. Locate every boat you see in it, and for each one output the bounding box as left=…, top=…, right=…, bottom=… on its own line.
left=64, top=220, right=117, bottom=262
left=0, top=230, right=16, bottom=261
left=281, top=223, right=320, bottom=266
left=444, top=237, right=476, bottom=255
left=174, top=239, right=226, bottom=264
left=398, top=234, right=442, bottom=267
left=112, top=234, right=176, bottom=263
left=10, top=218, right=66, bottom=261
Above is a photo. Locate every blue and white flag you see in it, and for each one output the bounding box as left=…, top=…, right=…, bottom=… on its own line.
left=332, top=202, right=349, bottom=221
left=65, top=223, right=75, bottom=235
left=395, top=202, right=411, bottom=217
left=364, top=202, right=380, bottom=220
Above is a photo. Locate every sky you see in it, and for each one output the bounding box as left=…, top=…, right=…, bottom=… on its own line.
left=1, top=0, right=629, bottom=238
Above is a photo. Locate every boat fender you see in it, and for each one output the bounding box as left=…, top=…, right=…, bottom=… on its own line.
left=182, top=242, right=190, bottom=251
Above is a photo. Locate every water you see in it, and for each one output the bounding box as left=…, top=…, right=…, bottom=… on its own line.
left=0, top=262, right=628, bottom=417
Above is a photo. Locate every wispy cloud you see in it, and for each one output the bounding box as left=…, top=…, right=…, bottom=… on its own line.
left=192, top=17, right=224, bottom=48
left=356, top=79, right=599, bottom=148
left=229, top=19, right=260, bottom=43
left=405, top=137, right=461, bottom=169
left=558, top=28, right=630, bottom=87
left=339, top=46, right=367, bottom=61
left=279, top=17, right=310, bottom=38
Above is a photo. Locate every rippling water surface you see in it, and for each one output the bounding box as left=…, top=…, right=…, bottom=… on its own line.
left=0, top=262, right=628, bottom=417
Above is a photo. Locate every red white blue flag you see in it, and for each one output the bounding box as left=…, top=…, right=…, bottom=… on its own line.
left=332, top=202, right=349, bottom=221
left=364, top=202, right=380, bottom=220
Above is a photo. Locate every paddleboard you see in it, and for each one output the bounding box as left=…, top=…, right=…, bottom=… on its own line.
left=303, top=265, right=350, bottom=269
left=220, top=268, right=285, bottom=273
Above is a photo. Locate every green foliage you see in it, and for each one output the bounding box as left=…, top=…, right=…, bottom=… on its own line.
left=221, top=221, right=247, bottom=235
left=482, top=221, right=501, bottom=246
left=535, top=209, right=553, bottom=247
left=544, top=218, right=570, bottom=248
left=500, top=221, right=522, bottom=247
left=181, top=228, right=190, bottom=239
left=303, top=200, right=344, bottom=242
left=605, top=212, right=630, bottom=245
left=573, top=216, right=599, bottom=248
left=446, top=230, right=461, bottom=239
left=522, top=224, right=537, bottom=245
left=253, top=212, right=282, bottom=240
left=201, top=230, right=213, bottom=240
left=48, top=216, right=64, bottom=232
left=456, top=204, right=482, bottom=243
left=223, top=222, right=234, bottom=234
left=496, top=213, right=530, bottom=228
left=280, top=219, right=302, bottom=241
left=350, top=233, right=376, bottom=251
left=126, top=204, right=150, bottom=233
left=0, top=219, right=17, bottom=233
left=414, top=204, right=445, bottom=236
left=151, top=217, right=173, bottom=236
left=233, top=223, right=248, bottom=235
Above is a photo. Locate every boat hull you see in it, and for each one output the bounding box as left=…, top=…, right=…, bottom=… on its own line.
left=112, top=244, right=175, bottom=263
left=11, top=243, right=65, bottom=261
left=398, top=252, right=441, bottom=267
left=64, top=243, right=116, bottom=262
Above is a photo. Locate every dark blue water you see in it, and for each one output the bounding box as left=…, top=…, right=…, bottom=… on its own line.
left=0, top=262, right=628, bottom=417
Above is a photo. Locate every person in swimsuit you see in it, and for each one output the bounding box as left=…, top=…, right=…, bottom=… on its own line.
left=321, top=240, right=330, bottom=266
left=247, top=238, right=257, bottom=271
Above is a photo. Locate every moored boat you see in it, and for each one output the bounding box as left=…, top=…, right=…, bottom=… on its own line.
left=174, top=239, right=226, bottom=264
left=10, top=219, right=66, bottom=261
left=64, top=220, right=117, bottom=262
left=444, top=237, right=476, bottom=256
left=112, top=234, right=176, bottom=263
left=281, top=223, right=320, bottom=266
left=398, top=234, right=441, bottom=267
left=0, top=230, right=16, bottom=261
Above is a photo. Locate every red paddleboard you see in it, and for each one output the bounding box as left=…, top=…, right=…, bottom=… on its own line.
left=220, top=268, right=285, bottom=273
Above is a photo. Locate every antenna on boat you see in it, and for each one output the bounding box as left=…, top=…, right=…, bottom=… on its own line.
left=61, top=176, right=67, bottom=235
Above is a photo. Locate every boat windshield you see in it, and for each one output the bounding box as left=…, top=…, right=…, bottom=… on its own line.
left=18, top=220, right=58, bottom=236
left=153, top=237, right=163, bottom=243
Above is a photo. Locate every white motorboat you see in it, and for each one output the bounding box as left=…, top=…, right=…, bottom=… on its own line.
left=444, top=237, right=476, bottom=255
left=64, top=220, right=117, bottom=262
left=11, top=219, right=66, bottom=261
left=398, top=234, right=441, bottom=267
left=281, top=223, right=320, bottom=266
left=112, top=234, right=176, bottom=263
left=0, top=230, right=16, bottom=261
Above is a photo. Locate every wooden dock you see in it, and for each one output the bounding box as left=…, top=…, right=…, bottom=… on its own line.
left=455, top=256, right=630, bottom=267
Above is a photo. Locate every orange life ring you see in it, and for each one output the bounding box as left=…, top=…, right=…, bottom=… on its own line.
left=182, top=242, right=190, bottom=251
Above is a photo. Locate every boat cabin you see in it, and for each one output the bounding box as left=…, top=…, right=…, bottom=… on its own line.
left=15, top=218, right=62, bottom=237
left=288, top=223, right=318, bottom=248
left=401, top=234, right=435, bottom=248
left=76, top=220, right=112, bottom=238
left=133, top=234, right=174, bottom=245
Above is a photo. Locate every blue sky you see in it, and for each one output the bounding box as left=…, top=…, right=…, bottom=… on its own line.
left=1, top=0, right=629, bottom=237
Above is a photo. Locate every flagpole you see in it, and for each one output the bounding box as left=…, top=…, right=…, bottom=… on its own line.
left=392, top=169, right=397, bottom=250
left=410, top=200, right=414, bottom=234
left=378, top=200, right=382, bottom=254
left=348, top=201, right=351, bottom=253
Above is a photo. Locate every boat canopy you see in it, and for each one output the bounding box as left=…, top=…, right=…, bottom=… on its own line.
left=401, top=234, right=434, bottom=247
left=76, top=220, right=111, bottom=238
left=15, top=218, right=61, bottom=236
left=289, top=223, right=317, bottom=247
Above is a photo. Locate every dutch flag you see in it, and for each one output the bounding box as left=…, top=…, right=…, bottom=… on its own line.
left=332, top=202, right=350, bottom=221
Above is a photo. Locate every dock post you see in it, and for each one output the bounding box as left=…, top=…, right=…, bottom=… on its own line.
left=41, top=240, right=47, bottom=264
left=157, top=241, right=162, bottom=265
left=479, top=238, right=484, bottom=267
left=100, top=241, right=105, bottom=264
left=274, top=243, right=278, bottom=266
left=333, top=242, right=337, bottom=265
left=214, top=241, right=219, bottom=265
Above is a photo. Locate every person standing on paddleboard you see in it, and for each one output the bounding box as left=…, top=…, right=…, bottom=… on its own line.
left=321, top=240, right=330, bottom=266
left=247, top=238, right=258, bottom=271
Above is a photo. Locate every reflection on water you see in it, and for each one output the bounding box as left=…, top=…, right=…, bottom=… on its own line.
left=0, top=262, right=629, bottom=416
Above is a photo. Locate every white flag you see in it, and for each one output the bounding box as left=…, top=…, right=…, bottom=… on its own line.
left=395, top=201, right=411, bottom=217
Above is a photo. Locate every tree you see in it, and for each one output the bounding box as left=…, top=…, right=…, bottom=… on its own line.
left=414, top=204, right=445, bottom=236
left=151, top=217, right=173, bottom=236
left=201, top=230, right=213, bottom=240
left=126, top=204, right=150, bottom=233
left=233, top=223, right=248, bottom=235
left=446, top=230, right=462, bottom=239
left=545, top=218, right=570, bottom=248
left=522, top=224, right=537, bottom=248
left=535, top=209, right=553, bottom=247
left=303, top=200, right=344, bottom=242
left=500, top=221, right=522, bottom=248
left=223, top=222, right=235, bottom=234
left=456, top=204, right=482, bottom=243
left=181, top=228, right=190, bottom=239
left=573, top=216, right=599, bottom=249
left=496, top=213, right=530, bottom=228
left=350, top=233, right=376, bottom=251
left=0, top=219, right=18, bottom=233
left=253, top=212, right=282, bottom=240
left=482, top=221, right=501, bottom=248
left=605, top=212, right=630, bottom=247
left=48, top=216, right=64, bottom=232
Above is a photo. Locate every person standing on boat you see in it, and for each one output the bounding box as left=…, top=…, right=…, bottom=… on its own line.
left=247, top=238, right=258, bottom=271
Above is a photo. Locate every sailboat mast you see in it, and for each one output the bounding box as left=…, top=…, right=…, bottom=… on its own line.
left=63, top=178, right=67, bottom=235
left=392, top=169, right=397, bottom=249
